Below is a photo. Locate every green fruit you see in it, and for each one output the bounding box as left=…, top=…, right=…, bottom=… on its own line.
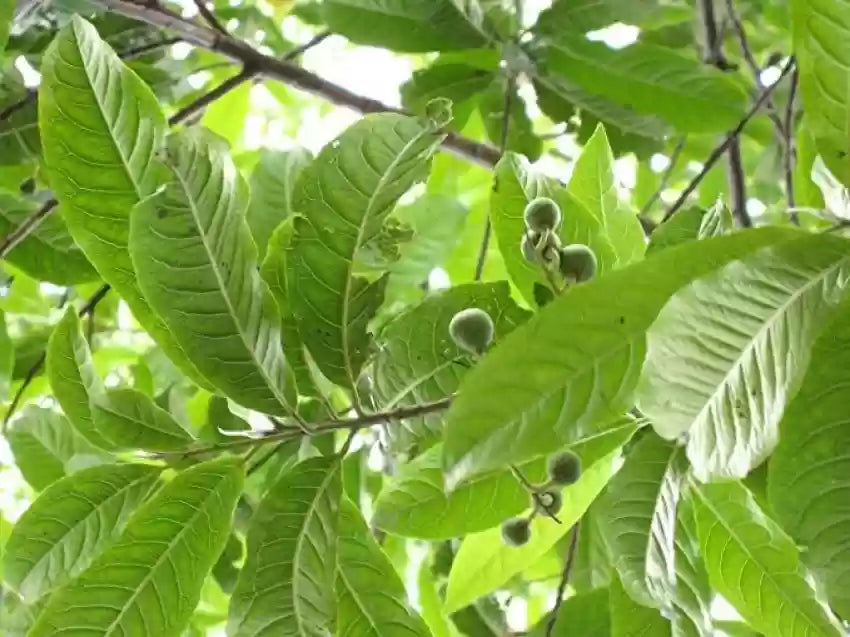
left=558, top=244, right=597, bottom=283
left=547, top=451, right=582, bottom=486
left=521, top=232, right=539, bottom=262
left=449, top=308, right=494, bottom=355
left=523, top=197, right=562, bottom=232
left=501, top=517, right=531, bottom=547
left=536, top=489, right=563, bottom=516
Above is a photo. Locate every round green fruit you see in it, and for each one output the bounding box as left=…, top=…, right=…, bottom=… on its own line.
left=449, top=308, right=495, bottom=355
left=523, top=197, right=562, bottom=233
left=558, top=244, right=597, bottom=283
left=501, top=517, right=532, bottom=547
left=536, top=488, right=563, bottom=516
left=547, top=451, right=582, bottom=486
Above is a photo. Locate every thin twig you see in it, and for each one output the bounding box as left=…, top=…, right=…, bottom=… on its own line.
left=510, top=464, right=562, bottom=524
left=726, top=137, right=751, bottom=226
left=0, top=90, right=36, bottom=122
left=191, top=0, right=227, bottom=35
left=785, top=67, right=799, bottom=221
left=475, top=74, right=515, bottom=281
left=0, top=199, right=58, bottom=259
left=119, top=36, right=182, bottom=60
left=663, top=59, right=795, bottom=221
left=545, top=521, right=581, bottom=637
left=168, top=66, right=255, bottom=126
left=639, top=136, right=687, bottom=216
left=283, top=30, right=331, bottom=61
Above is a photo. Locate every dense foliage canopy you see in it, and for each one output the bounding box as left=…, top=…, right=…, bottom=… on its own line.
left=1, top=0, right=849, bottom=635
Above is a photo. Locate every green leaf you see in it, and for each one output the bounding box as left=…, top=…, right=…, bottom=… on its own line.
left=527, top=587, right=610, bottom=637
left=598, top=432, right=685, bottom=608
left=672, top=496, right=714, bottom=636
left=534, top=0, right=670, bottom=34
left=228, top=456, right=342, bottom=636
left=7, top=407, right=104, bottom=491
left=0, top=590, right=42, bottom=637
left=373, top=416, right=636, bottom=539
left=28, top=456, right=244, bottom=637
left=646, top=208, right=706, bottom=255
left=0, top=0, right=13, bottom=52
left=568, top=125, right=646, bottom=266
left=692, top=480, right=843, bottom=636
left=490, top=152, right=617, bottom=307
left=571, top=503, right=614, bottom=593
left=3, top=463, right=160, bottom=602
left=322, top=0, right=490, bottom=52
left=0, top=194, right=98, bottom=285
left=401, top=63, right=494, bottom=126
left=444, top=449, right=617, bottom=613
left=609, top=575, right=672, bottom=637
left=46, top=307, right=113, bottom=449
left=0, top=92, right=40, bottom=166
left=286, top=112, right=446, bottom=389
left=200, top=79, right=251, bottom=149
left=90, top=388, right=195, bottom=451
left=638, top=234, right=850, bottom=482
left=247, top=148, right=312, bottom=260
left=537, top=34, right=748, bottom=134
left=130, top=128, right=296, bottom=416
left=373, top=281, right=529, bottom=452
left=768, top=305, right=850, bottom=617
left=442, top=228, right=795, bottom=488
left=336, top=499, right=431, bottom=636
left=39, top=16, right=207, bottom=387
left=478, top=78, right=542, bottom=161
left=418, top=558, right=458, bottom=637
left=792, top=0, right=850, bottom=186
left=0, top=309, right=12, bottom=400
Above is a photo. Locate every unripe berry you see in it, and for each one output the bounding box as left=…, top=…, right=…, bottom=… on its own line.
left=536, top=488, right=563, bottom=516
left=558, top=244, right=597, bottom=284
left=448, top=308, right=494, bottom=355
left=523, top=197, right=562, bottom=233
left=521, top=232, right=538, bottom=263
left=547, top=451, right=582, bottom=486
left=501, top=517, right=532, bottom=547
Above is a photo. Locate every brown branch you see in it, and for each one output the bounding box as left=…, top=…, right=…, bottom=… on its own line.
left=191, top=0, right=227, bottom=35
left=726, top=137, right=750, bottom=226
left=91, top=0, right=501, bottom=167
left=785, top=67, right=799, bottom=221
left=545, top=520, right=581, bottom=637
left=663, top=59, right=796, bottom=221
left=168, top=66, right=255, bottom=125
left=119, top=36, right=182, bottom=60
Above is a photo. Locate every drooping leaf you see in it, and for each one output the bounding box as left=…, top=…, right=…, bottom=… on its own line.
left=444, top=449, right=617, bottom=613
left=0, top=194, right=98, bottom=285
left=286, top=111, right=446, bottom=389
left=39, top=16, right=208, bottom=387
left=693, top=480, right=843, bottom=636
left=28, top=456, right=244, bottom=637
left=768, top=304, right=850, bottom=618
left=536, top=34, right=748, bottom=134
left=0, top=309, right=12, bottom=400
left=6, top=407, right=105, bottom=491
left=3, top=463, right=160, bottom=602
left=372, top=281, right=529, bottom=452
left=526, top=587, right=610, bottom=637
left=442, top=228, right=795, bottom=488
left=373, top=416, right=636, bottom=539
left=46, top=307, right=112, bottom=449
left=792, top=0, right=850, bottom=186
left=598, top=431, right=685, bottom=608
left=130, top=128, right=296, bottom=416
left=638, top=233, right=850, bottom=482
left=322, top=0, right=490, bottom=52
left=90, top=388, right=195, bottom=451
left=568, top=125, right=646, bottom=266
left=228, top=455, right=342, bottom=637
left=490, top=152, right=617, bottom=307
left=247, top=148, right=312, bottom=260
left=609, top=574, right=672, bottom=637
left=336, top=498, right=430, bottom=636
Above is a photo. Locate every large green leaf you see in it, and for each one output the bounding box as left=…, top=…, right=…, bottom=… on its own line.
left=598, top=432, right=684, bottom=608
left=130, top=128, right=296, bottom=416
left=247, top=148, right=312, bottom=260
left=372, top=281, right=529, bottom=452
left=638, top=234, right=850, bottom=482
left=28, top=456, right=243, bottom=637
left=0, top=309, right=11, bottom=400
left=537, top=34, right=748, bottom=134
left=609, top=575, right=672, bottom=637
left=373, top=417, right=636, bottom=539
left=6, top=407, right=104, bottom=491
left=322, top=0, right=490, bottom=52
left=768, top=305, right=850, bottom=618
left=442, top=228, right=795, bottom=488
left=792, top=0, right=850, bottom=186
left=3, top=463, right=160, bottom=602
left=46, top=307, right=112, bottom=449
left=490, top=152, right=617, bottom=307
left=672, top=496, right=714, bottom=636
left=444, top=449, right=617, bottom=613
left=228, top=456, right=342, bottom=637
left=0, top=194, right=98, bottom=285
left=336, top=499, right=430, bottom=636
left=527, top=588, right=610, bottom=637
left=568, top=125, right=646, bottom=266
left=286, top=111, right=446, bottom=389
left=692, top=481, right=843, bottom=637
left=534, top=0, right=670, bottom=34
left=38, top=16, right=206, bottom=387
left=90, top=388, right=194, bottom=451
